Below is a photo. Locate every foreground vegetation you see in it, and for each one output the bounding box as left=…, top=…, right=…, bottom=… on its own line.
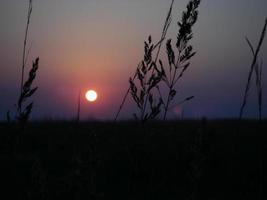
left=0, top=120, right=266, bottom=199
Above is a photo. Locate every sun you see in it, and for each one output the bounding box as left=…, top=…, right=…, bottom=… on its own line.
left=85, top=90, right=98, bottom=102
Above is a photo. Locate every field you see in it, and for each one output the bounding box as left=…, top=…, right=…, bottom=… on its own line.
left=0, top=120, right=266, bottom=199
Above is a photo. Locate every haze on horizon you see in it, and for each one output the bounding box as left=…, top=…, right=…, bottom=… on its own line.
left=0, top=0, right=267, bottom=120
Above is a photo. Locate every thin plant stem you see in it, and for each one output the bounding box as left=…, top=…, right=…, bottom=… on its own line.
left=255, top=60, right=263, bottom=121
left=155, top=0, right=174, bottom=63
left=114, top=71, right=137, bottom=122
left=167, top=96, right=194, bottom=111
left=239, top=18, right=267, bottom=119
left=163, top=89, right=172, bottom=120
left=20, top=0, right=33, bottom=114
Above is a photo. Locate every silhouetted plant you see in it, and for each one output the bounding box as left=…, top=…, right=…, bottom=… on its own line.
left=16, top=0, right=39, bottom=126
left=239, top=18, right=267, bottom=120
left=114, top=0, right=174, bottom=121
left=158, top=0, right=201, bottom=120
left=118, top=0, right=201, bottom=122
left=129, top=36, right=165, bottom=122
left=17, top=58, right=39, bottom=125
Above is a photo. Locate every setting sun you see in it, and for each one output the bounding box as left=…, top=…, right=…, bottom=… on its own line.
left=85, top=90, right=98, bottom=102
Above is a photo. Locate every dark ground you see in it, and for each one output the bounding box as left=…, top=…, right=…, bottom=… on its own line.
left=0, top=120, right=266, bottom=200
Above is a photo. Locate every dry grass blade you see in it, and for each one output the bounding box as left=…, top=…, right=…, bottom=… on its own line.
left=154, top=0, right=174, bottom=62
left=245, top=37, right=255, bottom=55
left=167, top=96, right=195, bottom=111
left=239, top=17, right=267, bottom=119
left=21, top=0, right=33, bottom=96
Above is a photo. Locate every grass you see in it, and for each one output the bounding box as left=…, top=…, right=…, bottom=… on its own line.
left=20, top=0, right=33, bottom=95
left=16, top=0, right=39, bottom=127
left=115, top=0, right=174, bottom=122
left=17, top=58, right=39, bottom=126
left=0, top=120, right=266, bottom=199
left=160, top=0, right=200, bottom=120
left=122, top=0, right=202, bottom=122
left=129, top=36, right=165, bottom=122
left=239, top=18, right=267, bottom=120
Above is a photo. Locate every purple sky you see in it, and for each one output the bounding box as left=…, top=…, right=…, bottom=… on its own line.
left=0, top=0, right=267, bottom=120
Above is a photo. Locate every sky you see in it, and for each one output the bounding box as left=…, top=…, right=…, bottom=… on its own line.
left=0, top=0, right=267, bottom=120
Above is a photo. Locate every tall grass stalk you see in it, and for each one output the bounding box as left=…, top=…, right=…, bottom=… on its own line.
left=159, top=0, right=201, bottom=120
left=239, top=18, right=267, bottom=119
left=114, top=0, right=174, bottom=121
left=17, top=0, right=39, bottom=126
left=20, top=0, right=33, bottom=103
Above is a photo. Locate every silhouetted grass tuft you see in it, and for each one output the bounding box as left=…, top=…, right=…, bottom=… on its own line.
left=17, top=58, right=39, bottom=126
left=129, top=36, right=165, bottom=122
left=159, top=0, right=201, bottom=120
left=114, top=0, right=174, bottom=122
left=125, top=0, right=201, bottom=122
